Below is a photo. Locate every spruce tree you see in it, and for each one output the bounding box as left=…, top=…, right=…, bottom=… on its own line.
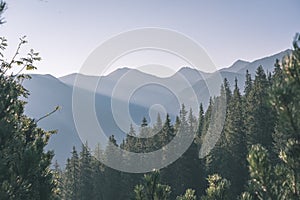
left=63, top=147, right=80, bottom=200
left=221, top=78, right=247, bottom=196
left=196, top=103, right=204, bottom=142
left=52, top=160, right=63, bottom=199
left=79, top=143, right=93, bottom=200
left=153, top=113, right=163, bottom=134
left=103, top=135, right=122, bottom=200
left=245, top=66, right=275, bottom=150
left=244, top=34, right=300, bottom=200
left=244, top=70, right=252, bottom=98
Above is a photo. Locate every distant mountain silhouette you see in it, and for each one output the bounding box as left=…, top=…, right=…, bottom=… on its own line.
left=23, top=49, right=291, bottom=164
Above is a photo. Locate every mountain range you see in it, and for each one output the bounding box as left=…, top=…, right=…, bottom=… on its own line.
left=22, top=49, right=291, bottom=165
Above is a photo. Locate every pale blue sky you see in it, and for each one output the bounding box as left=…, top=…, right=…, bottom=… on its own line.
left=1, top=0, right=299, bottom=77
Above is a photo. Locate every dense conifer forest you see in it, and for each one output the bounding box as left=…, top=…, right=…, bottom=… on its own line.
left=1, top=1, right=300, bottom=199
left=55, top=44, right=300, bottom=199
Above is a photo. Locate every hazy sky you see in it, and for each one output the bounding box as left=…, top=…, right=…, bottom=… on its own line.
left=1, top=0, right=299, bottom=77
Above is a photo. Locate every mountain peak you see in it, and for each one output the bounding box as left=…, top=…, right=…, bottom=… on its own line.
left=220, top=60, right=250, bottom=73
left=237, top=49, right=292, bottom=74
left=233, top=59, right=249, bottom=65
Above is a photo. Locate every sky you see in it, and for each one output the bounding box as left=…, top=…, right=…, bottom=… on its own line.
left=1, top=0, right=300, bottom=77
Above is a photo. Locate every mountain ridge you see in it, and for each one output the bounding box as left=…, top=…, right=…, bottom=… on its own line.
left=22, top=49, right=291, bottom=164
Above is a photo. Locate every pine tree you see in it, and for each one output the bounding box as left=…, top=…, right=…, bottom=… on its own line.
left=201, top=97, right=213, bottom=140
left=141, top=117, right=148, bottom=127
left=0, top=36, right=56, bottom=199
left=52, top=160, right=63, bottom=199
left=160, top=114, right=174, bottom=144
left=201, top=174, right=231, bottom=200
left=244, top=34, right=300, bottom=200
left=179, top=104, right=188, bottom=129
left=153, top=113, right=163, bottom=134
left=139, top=117, right=151, bottom=152
left=79, top=143, right=93, bottom=200
left=222, top=78, right=248, bottom=196
left=123, top=124, right=137, bottom=152
left=103, top=135, right=122, bottom=200
left=196, top=103, right=204, bottom=142
left=205, top=78, right=247, bottom=197
left=271, top=49, right=300, bottom=152
left=176, top=189, right=197, bottom=200
left=244, top=70, right=252, bottom=98
left=134, top=170, right=171, bottom=200
left=245, top=66, right=275, bottom=150
left=63, top=147, right=80, bottom=200
left=164, top=105, right=202, bottom=198
left=91, top=144, right=105, bottom=200
left=174, top=116, right=181, bottom=134
left=223, top=78, right=232, bottom=104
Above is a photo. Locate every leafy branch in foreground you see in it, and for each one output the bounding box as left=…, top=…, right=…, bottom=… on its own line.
left=0, top=36, right=58, bottom=199
left=0, top=0, right=6, bottom=24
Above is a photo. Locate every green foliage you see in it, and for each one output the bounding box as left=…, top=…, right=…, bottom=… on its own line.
left=63, top=147, right=80, bottom=200
left=247, top=144, right=276, bottom=199
left=0, top=36, right=56, bottom=199
left=52, top=161, right=63, bottom=199
left=0, top=0, right=6, bottom=24
left=59, top=33, right=300, bottom=200
left=134, top=170, right=171, bottom=200
left=245, top=66, right=275, bottom=149
left=176, top=189, right=197, bottom=200
left=271, top=41, right=300, bottom=152
left=244, top=34, right=300, bottom=200
left=79, top=143, right=93, bottom=200
left=205, top=78, right=247, bottom=197
left=201, top=174, right=231, bottom=200
left=195, top=103, right=204, bottom=143
left=246, top=142, right=300, bottom=199
left=238, top=192, right=253, bottom=200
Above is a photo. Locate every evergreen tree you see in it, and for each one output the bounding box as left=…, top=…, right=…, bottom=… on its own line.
left=245, top=66, right=275, bottom=150
left=153, top=113, right=163, bottom=134
left=174, top=116, right=181, bottom=134
left=204, top=82, right=228, bottom=176
left=52, top=160, right=63, bottom=199
left=201, top=97, right=213, bottom=141
left=91, top=159, right=105, bottom=200
left=63, top=147, right=80, bottom=200
left=223, top=78, right=232, bottom=104
left=221, top=78, right=247, bottom=196
left=200, top=174, right=231, bottom=200
left=244, top=34, right=300, bottom=200
left=134, top=170, right=171, bottom=200
left=179, top=104, right=188, bottom=129
left=103, top=135, right=122, bottom=200
left=160, top=114, right=174, bottom=144
left=271, top=47, right=300, bottom=152
left=165, top=105, right=202, bottom=198
left=176, top=189, right=197, bottom=200
left=196, top=103, right=204, bottom=142
left=0, top=36, right=56, bottom=199
left=244, top=70, right=252, bottom=98
left=79, top=143, right=93, bottom=200
left=141, top=117, right=148, bottom=127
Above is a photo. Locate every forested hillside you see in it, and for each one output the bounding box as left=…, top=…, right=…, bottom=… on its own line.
left=52, top=35, right=300, bottom=199
left=1, top=1, right=300, bottom=199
